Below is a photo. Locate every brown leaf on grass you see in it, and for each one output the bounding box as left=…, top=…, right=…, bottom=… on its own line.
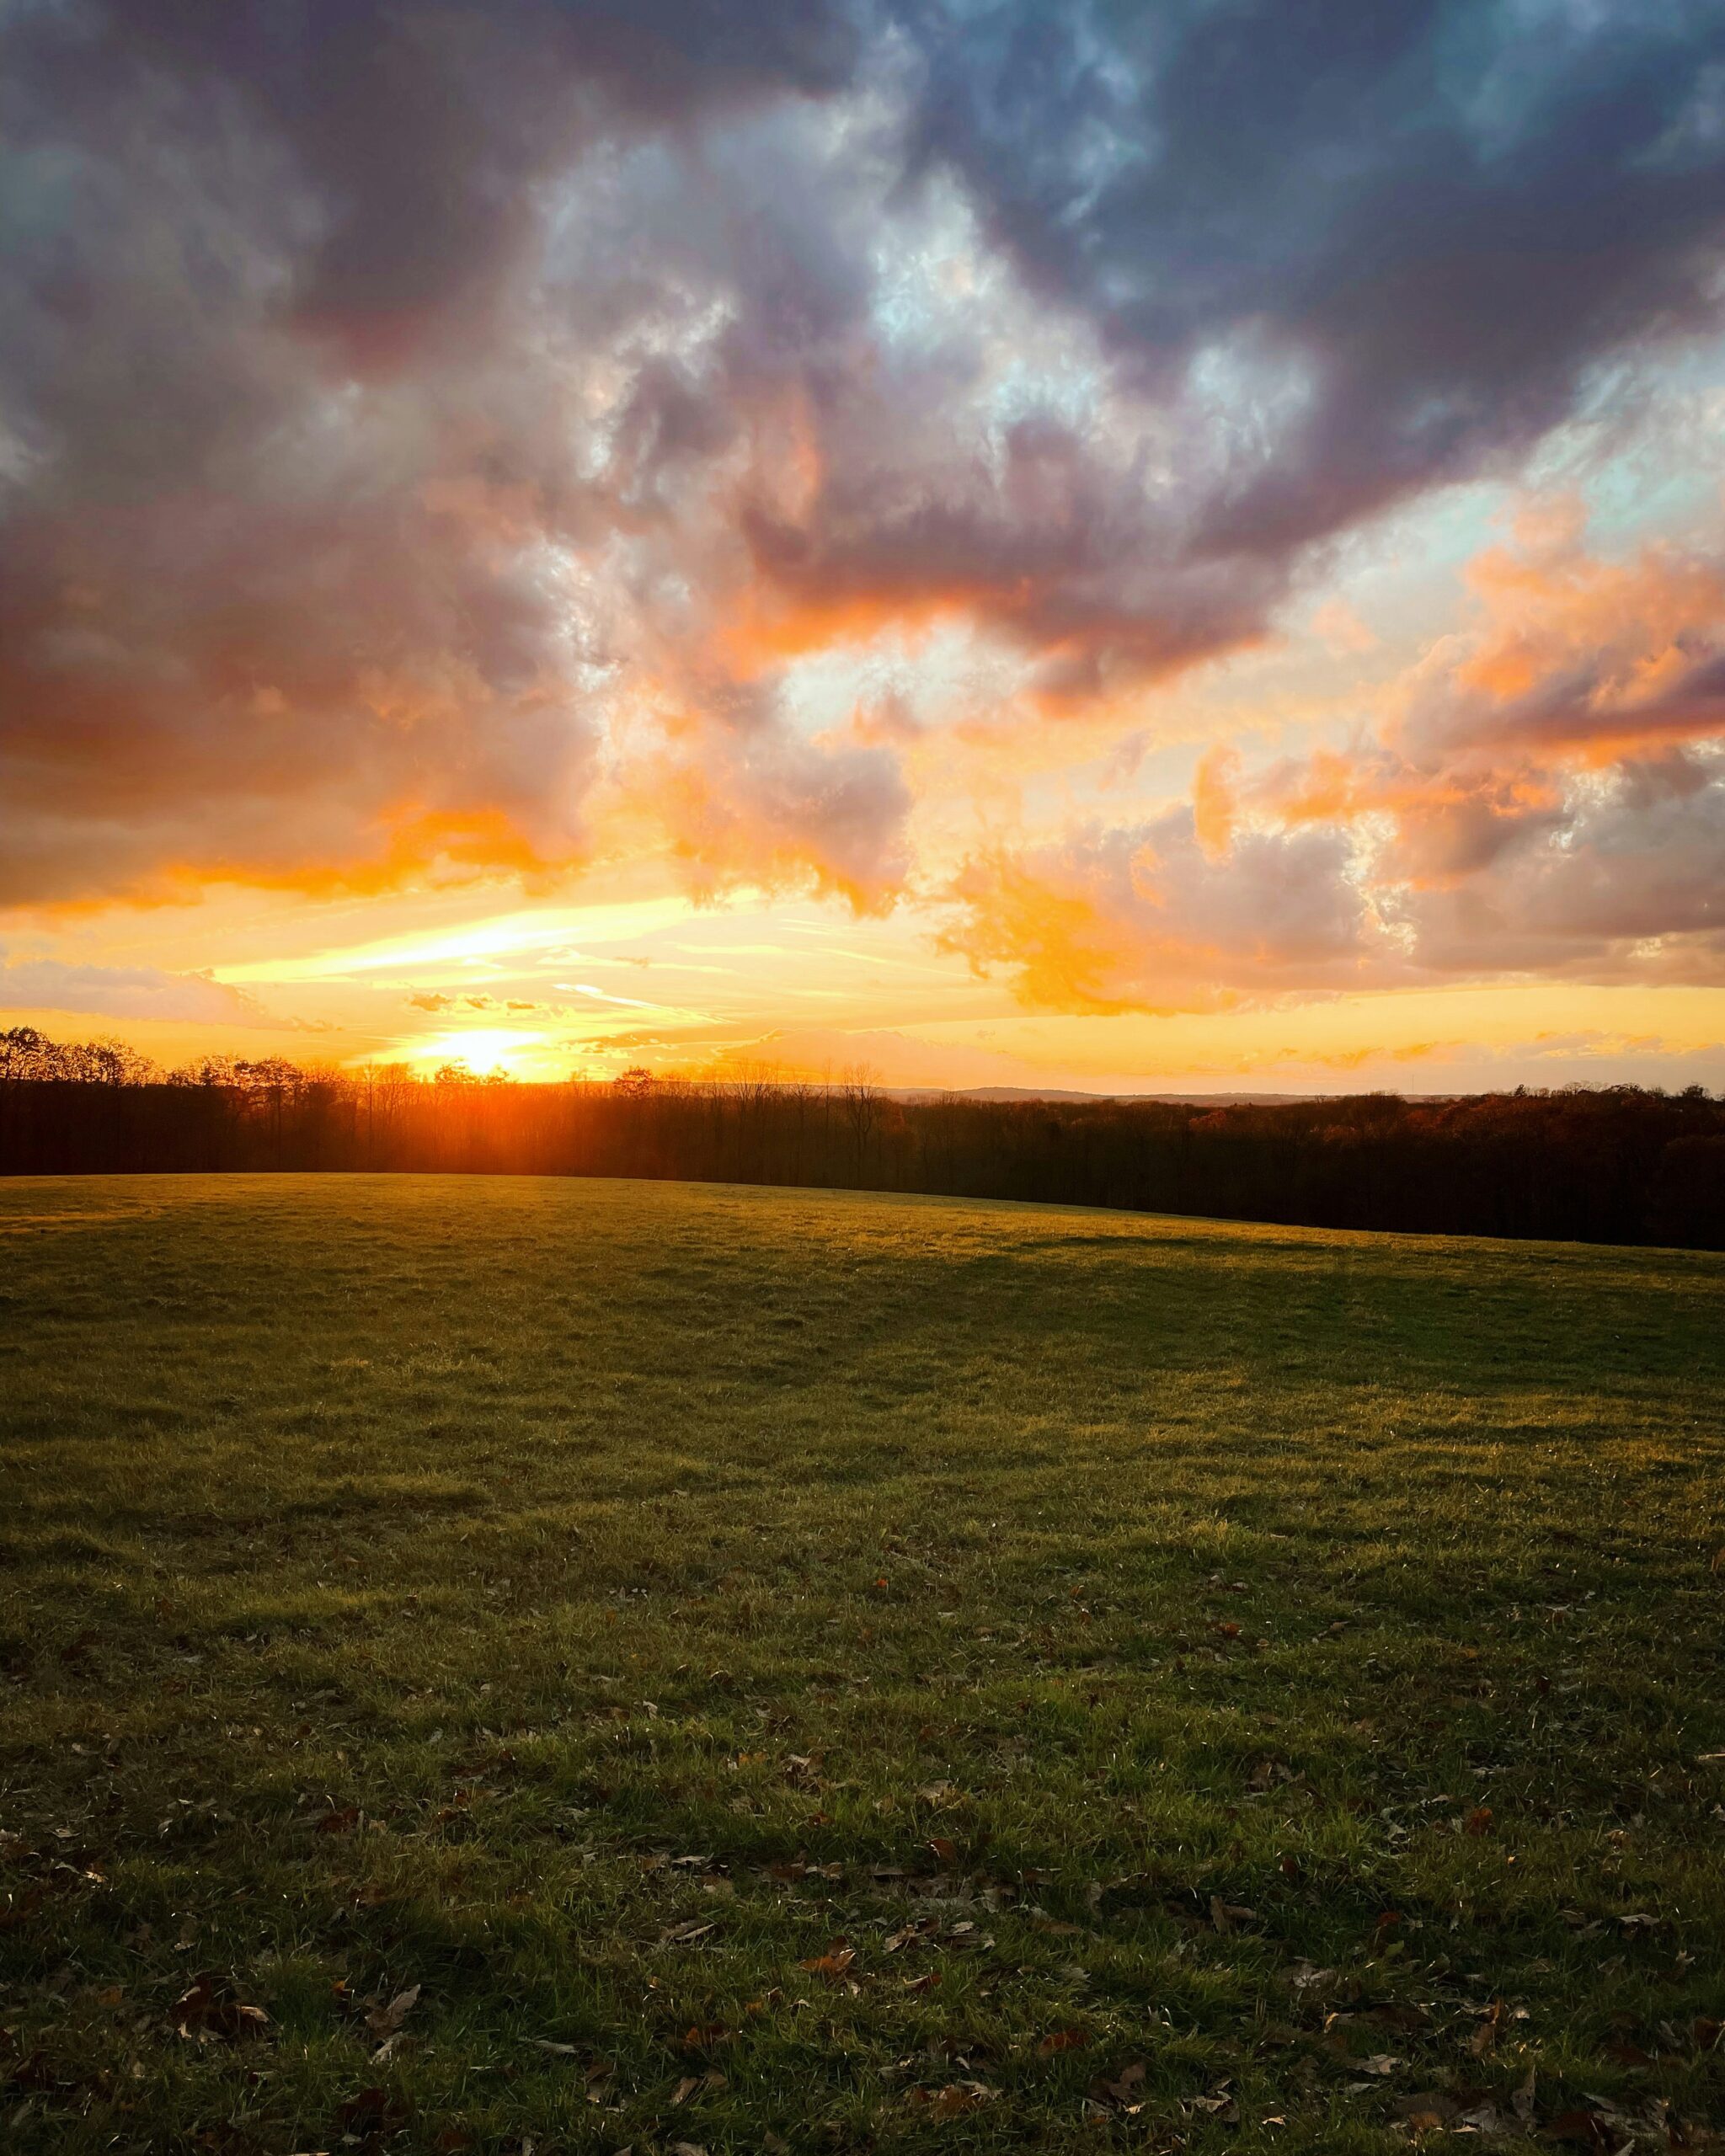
left=1212, top=1621, right=1242, bottom=1641
left=1462, top=1805, right=1494, bottom=1836
left=1471, top=2000, right=1506, bottom=2057
left=1365, top=2004, right=1429, bottom=2034
left=681, top=2022, right=734, bottom=2051
left=916, top=1780, right=959, bottom=1806
left=1092, top=2061, right=1147, bottom=2107
left=927, top=1836, right=957, bottom=1866
left=660, top=1920, right=714, bottom=1945
left=910, top=2081, right=996, bottom=2117
left=1605, top=2038, right=1656, bottom=2068
left=901, top=1970, right=941, bottom=1993
left=1693, top=2017, right=1722, bottom=2052
left=173, top=1978, right=270, bottom=2043
left=365, top=1985, right=420, bottom=2039
left=334, top=2085, right=409, bottom=2142
left=1401, top=2095, right=1457, bottom=2134
left=798, top=1944, right=856, bottom=1980
left=316, top=1806, right=360, bottom=1836
left=1548, top=2110, right=1626, bottom=2151
left=1514, top=2068, right=1537, bottom=2124
left=1210, top=1895, right=1257, bottom=1933
left=1038, top=2029, right=1089, bottom=2057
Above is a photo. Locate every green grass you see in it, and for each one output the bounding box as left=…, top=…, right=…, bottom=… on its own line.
left=3, top=1173, right=1723, bottom=2156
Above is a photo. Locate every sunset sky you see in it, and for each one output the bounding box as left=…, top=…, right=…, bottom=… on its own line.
left=7, top=2, right=1725, bottom=1093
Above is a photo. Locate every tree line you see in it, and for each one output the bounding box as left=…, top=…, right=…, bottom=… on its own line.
left=3, top=1025, right=1722, bottom=1249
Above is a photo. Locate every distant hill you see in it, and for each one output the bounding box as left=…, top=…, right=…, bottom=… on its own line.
left=890, top=1086, right=1329, bottom=1105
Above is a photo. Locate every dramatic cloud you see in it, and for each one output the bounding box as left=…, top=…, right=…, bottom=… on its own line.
left=5, top=0, right=1725, bottom=1050
left=948, top=515, right=1725, bottom=1010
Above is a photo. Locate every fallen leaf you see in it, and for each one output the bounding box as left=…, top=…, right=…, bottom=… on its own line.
left=1093, top=2061, right=1147, bottom=2106
left=1210, top=1895, right=1257, bottom=1932
left=798, top=1945, right=856, bottom=1980
left=1471, top=2000, right=1506, bottom=2057
left=1463, top=1806, right=1494, bottom=1836
left=1548, top=2110, right=1621, bottom=2150
left=173, top=1978, right=270, bottom=2043
left=927, top=1836, right=957, bottom=1865
left=1037, top=2030, right=1089, bottom=2057
left=1403, top=2105, right=1454, bottom=2134
left=660, top=1920, right=714, bottom=1945
left=365, top=1985, right=420, bottom=2040
left=919, top=2081, right=995, bottom=2116
left=334, top=2086, right=408, bottom=2140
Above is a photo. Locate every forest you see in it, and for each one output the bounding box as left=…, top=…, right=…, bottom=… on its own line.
left=3, top=1024, right=1722, bottom=1249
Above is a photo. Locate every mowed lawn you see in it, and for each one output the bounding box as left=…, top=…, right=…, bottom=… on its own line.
left=3, top=1177, right=1723, bottom=2156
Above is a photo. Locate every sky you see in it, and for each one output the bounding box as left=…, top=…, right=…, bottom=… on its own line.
left=6, top=1, right=1725, bottom=1095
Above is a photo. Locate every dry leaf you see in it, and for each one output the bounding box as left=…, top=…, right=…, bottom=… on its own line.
left=366, top=1984, right=420, bottom=2039
left=1094, top=2061, right=1147, bottom=2106
left=1462, top=1805, right=1494, bottom=1836
left=798, top=1945, right=857, bottom=1980
left=1470, top=2000, right=1505, bottom=2057
left=921, top=2081, right=995, bottom=2116
left=1548, top=2110, right=1621, bottom=2150
left=173, top=1977, right=270, bottom=2043
left=1038, top=2030, right=1089, bottom=2057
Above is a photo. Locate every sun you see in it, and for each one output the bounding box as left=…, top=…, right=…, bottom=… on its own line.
left=378, top=1026, right=547, bottom=1078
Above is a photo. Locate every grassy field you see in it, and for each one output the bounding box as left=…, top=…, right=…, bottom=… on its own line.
left=2, top=1174, right=1723, bottom=2156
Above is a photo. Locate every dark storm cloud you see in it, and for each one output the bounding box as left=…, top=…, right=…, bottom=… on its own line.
left=5, top=0, right=1725, bottom=914
left=899, top=0, right=1725, bottom=553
